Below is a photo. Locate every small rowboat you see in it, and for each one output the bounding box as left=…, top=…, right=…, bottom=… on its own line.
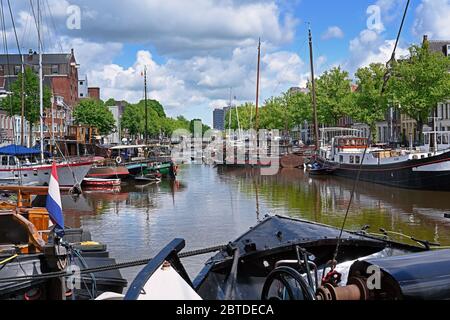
left=134, top=173, right=162, bottom=183
left=83, top=177, right=121, bottom=187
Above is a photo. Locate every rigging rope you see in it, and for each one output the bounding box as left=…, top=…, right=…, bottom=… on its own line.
left=0, top=244, right=227, bottom=284
left=331, top=0, right=412, bottom=264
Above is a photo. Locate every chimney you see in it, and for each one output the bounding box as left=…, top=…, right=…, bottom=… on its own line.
left=28, top=49, right=33, bottom=62
left=423, top=34, right=429, bottom=44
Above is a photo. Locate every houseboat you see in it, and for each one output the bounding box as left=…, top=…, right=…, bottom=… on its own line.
left=315, top=128, right=450, bottom=190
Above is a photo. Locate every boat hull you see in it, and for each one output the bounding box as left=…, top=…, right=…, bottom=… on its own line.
left=319, top=150, right=450, bottom=190
left=0, top=161, right=94, bottom=187
left=83, top=178, right=121, bottom=187
left=87, top=166, right=129, bottom=179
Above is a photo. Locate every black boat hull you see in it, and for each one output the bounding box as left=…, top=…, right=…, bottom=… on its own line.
left=318, top=151, right=450, bottom=190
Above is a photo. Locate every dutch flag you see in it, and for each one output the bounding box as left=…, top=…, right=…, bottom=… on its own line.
left=46, top=162, right=65, bottom=237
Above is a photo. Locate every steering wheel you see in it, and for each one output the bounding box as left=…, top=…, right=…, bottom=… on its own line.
left=261, top=266, right=316, bottom=301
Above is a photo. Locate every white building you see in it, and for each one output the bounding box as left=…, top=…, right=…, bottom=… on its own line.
left=105, top=105, right=120, bottom=145
left=13, top=116, right=32, bottom=146
left=78, top=75, right=88, bottom=99
left=436, top=100, right=450, bottom=131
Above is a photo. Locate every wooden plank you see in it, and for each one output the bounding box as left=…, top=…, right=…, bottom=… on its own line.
left=0, top=185, right=72, bottom=195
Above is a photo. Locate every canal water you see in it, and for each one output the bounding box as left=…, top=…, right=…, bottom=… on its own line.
left=62, top=164, right=450, bottom=285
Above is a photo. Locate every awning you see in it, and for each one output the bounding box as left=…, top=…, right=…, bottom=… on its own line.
left=0, top=145, right=41, bottom=156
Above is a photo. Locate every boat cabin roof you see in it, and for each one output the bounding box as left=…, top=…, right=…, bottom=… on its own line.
left=109, top=145, right=147, bottom=150
left=334, top=136, right=369, bottom=148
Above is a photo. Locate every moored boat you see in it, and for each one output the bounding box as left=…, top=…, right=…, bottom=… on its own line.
left=97, top=215, right=450, bottom=301
left=0, top=186, right=127, bottom=300
left=316, top=128, right=450, bottom=190
left=83, top=177, right=121, bottom=187
left=0, top=145, right=94, bottom=187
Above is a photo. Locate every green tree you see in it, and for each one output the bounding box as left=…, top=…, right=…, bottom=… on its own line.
left=225, top=103, right=255, bottom=130
left=353, top=63, right=389, bottom=137
left=73, top=99, right=116, bottom=135
left=104, top=98, right=117, bottom=107
left=315, top=66, right=354, bottom=125
left=259, top=97, right=287, bottom=130
left=1, top=67, right=52, bottom=144
left=286, top=91, right=313, bottom=128
left=121, top=100, right=166, bottom=138
left=121, top=104, right=143, bottom=137
left=390, top=43, right=450, bottom=138
left=189, top=119, right=211, bottom=135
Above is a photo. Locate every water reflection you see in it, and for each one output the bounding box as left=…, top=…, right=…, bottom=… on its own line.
left=218, top=166, right=450, bottom=246
left=60, top=165, right=450, bottom=284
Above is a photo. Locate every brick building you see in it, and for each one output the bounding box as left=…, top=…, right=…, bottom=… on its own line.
left=87, top=87, right=101, bottom=100
left=0, top=49, right=80, bottom=141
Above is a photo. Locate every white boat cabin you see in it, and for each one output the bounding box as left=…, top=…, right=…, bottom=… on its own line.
left=319, top=129, right=450, bottom=166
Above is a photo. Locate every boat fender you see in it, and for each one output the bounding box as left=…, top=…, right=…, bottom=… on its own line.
left=24, top=288, right=42, bottom=301
left=115, top=156, right=123, bottom=165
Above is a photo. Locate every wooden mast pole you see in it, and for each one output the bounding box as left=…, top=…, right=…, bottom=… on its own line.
left=255, top=38, right=261, bottom=132
left=308, top=26, right=320, bottom=151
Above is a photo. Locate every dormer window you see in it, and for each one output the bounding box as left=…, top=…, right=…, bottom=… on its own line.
left=52, top=65, right=59, bottom=74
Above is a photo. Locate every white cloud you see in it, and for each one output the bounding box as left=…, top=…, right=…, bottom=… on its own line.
left=86, top=45, right=307, bottom=117
left=8, top=0, right=297, bottom=58
left=413, top=0, right=450, bottom=39
left=322, top=26, right=345, bottom=40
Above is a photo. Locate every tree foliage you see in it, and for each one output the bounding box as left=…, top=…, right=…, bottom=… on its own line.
left=314, top=66, right=354, bottom=125
left=73, top=99, right=116, bottom=135
left=352, top=63, right=389, bottom=133
left=0, top=66, right=52, bottom=124
left=390, top=43, right=450, bottom=133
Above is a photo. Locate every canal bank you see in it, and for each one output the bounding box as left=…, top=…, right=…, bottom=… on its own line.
left=61, top=164, right=450, bottom=285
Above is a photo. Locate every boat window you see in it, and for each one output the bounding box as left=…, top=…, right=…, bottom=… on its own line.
left=339, top=155, right=343, bottom=163
left=421, top=155, right=425, bottom=159
left=9, top=157, right=16, bottom=166
left=350, top=156, right=355, bottom=164
left=355, top=156, right=361, bottom=164
left=1, top=156, right=7, bottom=166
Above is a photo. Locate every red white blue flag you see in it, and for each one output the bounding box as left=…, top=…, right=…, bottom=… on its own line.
left=46, top=162, right=65, bottom=237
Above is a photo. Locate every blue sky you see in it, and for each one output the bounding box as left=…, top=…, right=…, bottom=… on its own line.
left=6, top=0, right=450, bottom=126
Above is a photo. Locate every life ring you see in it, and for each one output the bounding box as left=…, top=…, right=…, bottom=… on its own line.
left=115, top=156, right=123, bottom=164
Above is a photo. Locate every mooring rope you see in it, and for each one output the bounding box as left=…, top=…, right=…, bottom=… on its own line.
left=0, top=244, right=227, bottom=284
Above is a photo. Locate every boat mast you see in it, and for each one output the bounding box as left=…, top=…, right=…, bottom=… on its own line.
left=255, top=38, right=261, bottom=132
left=21, top=63, right=25, bottom=146
left=144, top=66, right=148, bottom=145
left=308, top=26, right=320, bottom=151
left=37, top=0, right=44, bottom=161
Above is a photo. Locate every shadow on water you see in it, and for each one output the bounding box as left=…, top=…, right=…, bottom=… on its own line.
left=60, top=165, right=450, bottom=284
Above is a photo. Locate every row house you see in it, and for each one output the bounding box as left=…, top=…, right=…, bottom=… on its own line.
left=0, top=110, right=31, bottom=146
left=0, top=49, right=80, bottom=142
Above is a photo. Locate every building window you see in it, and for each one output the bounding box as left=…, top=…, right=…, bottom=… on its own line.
left=14, top=65, right=21, bottom=75
left=80, top=81, right=84, bottom=86
left=52, top=65, right=59, bottom=74
left=80, top=93, right=84, bottom=97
